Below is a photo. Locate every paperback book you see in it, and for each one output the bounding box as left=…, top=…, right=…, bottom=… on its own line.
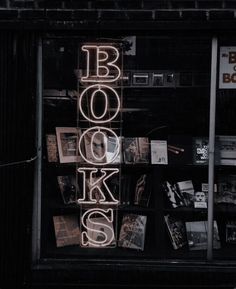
left=216, top=174, right=236, bottom=205
left=123, top=137, right=149, bottom=164
left=164, top=214, right=187, bottom=250
left=53, top=215, right=80, bottom=247
left=46, top=134, right=59, bottom=162
left=119, top=214, right=147, bottom=250
left=134, top=174, right=151, bottom=207
left=185, top=220, right=221, bottom=250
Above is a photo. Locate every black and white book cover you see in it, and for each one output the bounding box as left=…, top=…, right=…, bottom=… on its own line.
left=185, top=220, right=221, bottom=250
left=123, top=138, right=139, bottom=164
left=177, top=180, right=195, bottom=207
left=164, top=214, right=187, bottom=250
left=134, top=174, right=151, bottom=207
left=118, top=214, right=147, bottom=250
left=151, top=140, right=168, bottom=165
left=84, top=131, right=107, bottom=164
left=216, top=174, right=236, bottom=205
left=192, top=137, right=209, bottom=165
left=57, top=175, right=77, bottom=205
left=137, top=137, right=149, bottom=163
left=163, top=181, right=185, bottom=208
left=53, top=215, right=80, bottom=247
left=56, top=127, right=82, bottom=163
left=226, top=221, right=236, bottom=243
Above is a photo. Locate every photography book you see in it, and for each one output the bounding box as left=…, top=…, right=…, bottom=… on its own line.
left=163, top=181, right=185, bottom=208
left=217, top=135, right=236, bottom=165
left=123, top=137, right=149, bottom=164
left=192, top=137, right=209, bottom=165
left=53, top=215, right=80, bottom=247
left=164, top=214, right=187, bottom=250
left=56, top=127, right=80, bottom=163
left=57, top=175, right=77, bottom=205
left=46, top=134, right=59, bottom=162
left=118, top=214, right=147, bottom=250
left=185, top=220, right=221, bottom=250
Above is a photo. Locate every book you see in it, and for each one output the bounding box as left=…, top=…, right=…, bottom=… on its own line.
left=56, top=127, right=81, bottom=163
left=84, top=130, right=107, bottom=164
left=84, top=216, right=116, bottom=248
left=177, top=180, right=194, bottom=207
left=118, top=214, right=147, bottom=250
left=123, top=137, right=149, bottom=164
left=185, top=220, right=221, bottom=250
left=216, top=174, right=236, bottom=205
left=150, top=140, right=168, bottom=165
left=106, top=136, right=121, bottom=164
left=164, top=215, right=187, bottom=250
left=163, top=181, right=185, bottom=208
left=134, top=174, right=151, bottom=207
left=192, top=137, right=209, bottom=165
left=53, top=215, right=80, bottom=247
left=226, top=221, right=236, bottom=243
left=217, top=135, right=236, bottom=165
left=46, top=134, right=59, bottom=162
left=194, top=191, right=207, bottom=208
left=57, top=175, right=77, bottom=205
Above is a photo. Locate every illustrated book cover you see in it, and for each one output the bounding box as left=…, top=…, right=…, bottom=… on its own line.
left=53, top=215, right=80, bottom=247
left=164, top=214, right=187, bottom=250
left=118, top=214, right=147, bottom=250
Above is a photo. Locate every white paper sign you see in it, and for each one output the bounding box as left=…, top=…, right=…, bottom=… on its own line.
left=151, top=140, right=168, bottom=165
left=219, top=46, right=236, bottom=89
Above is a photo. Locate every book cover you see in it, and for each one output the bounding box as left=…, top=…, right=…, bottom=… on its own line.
left=226, top=221, right=236, bottom=243
left=118, top=214, right=147, bottom=250
left=46, top=134, right=59, bottom=162
left=84, top=131, right=107, bottom=164
left=56, top=127, right=81, bottom=163
left=185, top=220, right=221, bottom=250
left=85, top=216, right=116, bottom=248
left=53, top=215, right=80, bottom=247
left=137, top=137, right=149, bottom=163
left=192, top=137, right=209, bottom=165
left=164, top=214, right=187, bottom=250
left=106, top=136, right=121, bottom=164
left=151, top=140, right=168, bottom=165
left=177, top=180, right=195, bottom=207
left=217, top=135, right=236, bottom=165
left=163, top=181, right=185, bottom=208
left=57, top=175, right=77, bottom=205
left=134, top=174, right=151, bottom=207
left=216, top=174, right=236, bottom=205
left=123, top=138, right=139, bottom=164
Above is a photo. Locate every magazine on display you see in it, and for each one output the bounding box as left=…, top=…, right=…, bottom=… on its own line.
left=118, top=214, right=147, bottom=250
left=53, top=215, right=80, bottom=247
left=176, top=180, right=195, bottom=207
left=163, top=181, right=185, bottom=208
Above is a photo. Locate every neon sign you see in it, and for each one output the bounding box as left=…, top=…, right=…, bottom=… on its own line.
left=78, top=44, right=121, bottom=247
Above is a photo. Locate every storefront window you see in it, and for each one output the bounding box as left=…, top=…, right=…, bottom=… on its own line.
left=34, top=35, right=220, bottom=262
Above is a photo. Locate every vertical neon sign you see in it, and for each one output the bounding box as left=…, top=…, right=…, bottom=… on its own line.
left=78, top=44, right=121, bottom=247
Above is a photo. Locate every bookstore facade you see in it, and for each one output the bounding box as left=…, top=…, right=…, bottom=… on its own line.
left=2, top=2, right=236, bottom=288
